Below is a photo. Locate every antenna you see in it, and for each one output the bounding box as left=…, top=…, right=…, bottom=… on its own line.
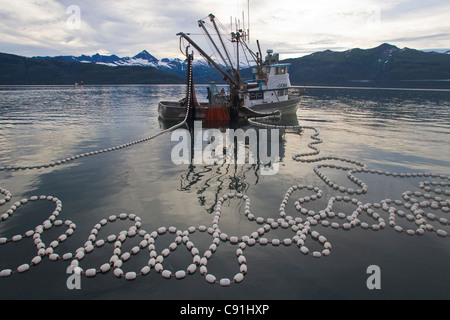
left=234, top=1, right=251, bottom=42
left=247, top=0, right=250, bottom=41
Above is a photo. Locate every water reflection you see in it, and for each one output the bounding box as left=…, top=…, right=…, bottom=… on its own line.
left=159, top=115, right=301, bottom=214
left=1, top=85, right=449, bottom=300
left=302, top=87, right=450, bottom=126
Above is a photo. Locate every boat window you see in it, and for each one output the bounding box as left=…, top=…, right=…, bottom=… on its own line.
left=250, top=91, right=264, bottom=100
left=276, top=89, right=290, bottom=97
left=276, top=66, right=286, bottom=75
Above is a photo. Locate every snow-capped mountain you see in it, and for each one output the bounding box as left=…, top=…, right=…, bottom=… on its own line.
left=5, top=43, right=449, bottom=86
left=38, top=50, right=180, bottom=68
left=32, top=44, right=450, bottom=86
left=36, top=50, right=225, bottom=82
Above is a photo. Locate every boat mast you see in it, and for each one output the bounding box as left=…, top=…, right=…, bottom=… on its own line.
left=233, top=31, right=241, bottom=81
left=208, top=14, right=241, bottom=85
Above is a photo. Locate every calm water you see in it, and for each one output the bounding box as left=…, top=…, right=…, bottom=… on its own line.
left=0, top=85, right=449, bottom=300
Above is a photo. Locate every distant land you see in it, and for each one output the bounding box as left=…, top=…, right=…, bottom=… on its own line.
left=34, top=49, right=222, bottom=82
left=284, top=43, right=450, bottom=89
left=0, top=52, right=184, bottom=85
left=1, top=43, right=450, bottom=88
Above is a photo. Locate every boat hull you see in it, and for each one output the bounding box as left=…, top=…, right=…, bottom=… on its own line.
left=239, top=96, right=302, bottom=118
left=158, top=101, right=211, bottom=120
left=159, top=101, right=191, bottom=121
left=158, top=96, right=302, bottom=121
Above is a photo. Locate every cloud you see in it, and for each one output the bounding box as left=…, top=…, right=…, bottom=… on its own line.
left=0, top=0, right=449, bottom=59
left=387, top=33, right=450, bottom=43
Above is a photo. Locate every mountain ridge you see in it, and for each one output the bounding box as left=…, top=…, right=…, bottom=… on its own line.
left=283, top=43, right=450, bottom=87
left=0, top=51, right=185, bottom=85
left=34, top=49, right=224, bottom=83
left=2, top=43, right=450, bottom=87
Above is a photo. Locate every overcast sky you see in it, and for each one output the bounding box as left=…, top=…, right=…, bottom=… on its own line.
left=1, top=0, right=449, bottom=60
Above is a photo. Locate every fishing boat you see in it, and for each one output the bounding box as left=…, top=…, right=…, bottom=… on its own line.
left=158, top=13, right=304, bottom=121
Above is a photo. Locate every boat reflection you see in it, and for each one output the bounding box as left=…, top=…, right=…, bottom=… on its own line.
left=159, top=114, right=302, bottom=214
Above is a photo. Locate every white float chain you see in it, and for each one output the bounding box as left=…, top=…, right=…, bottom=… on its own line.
left=0, top=71, right=194, bottom=173
left=1, top=122, right=448, bottom=283
left=211, top=191, right=331, bottom=258
left=0, top=190, right=74, bottom=276
left=377, top=182, right=450, bottom=237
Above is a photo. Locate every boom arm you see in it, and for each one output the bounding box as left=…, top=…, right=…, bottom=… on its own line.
left=177, top=32, right=239, bottom=87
